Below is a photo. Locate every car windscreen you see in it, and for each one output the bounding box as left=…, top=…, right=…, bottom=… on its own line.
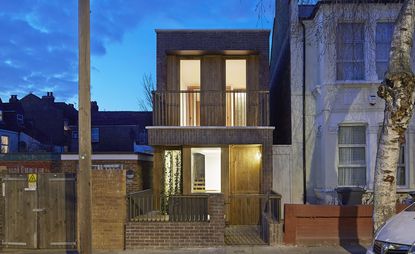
left=405, top=203, right=415, bottom=211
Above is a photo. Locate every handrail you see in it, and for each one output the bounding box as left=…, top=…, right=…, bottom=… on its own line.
left=153, top=90, right=269, bottom=126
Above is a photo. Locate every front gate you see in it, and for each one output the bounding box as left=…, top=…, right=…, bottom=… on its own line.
left=2, top=173, right=76, bottom=249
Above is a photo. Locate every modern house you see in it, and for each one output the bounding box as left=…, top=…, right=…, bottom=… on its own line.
left=126, top=29, right=278, bottom=247
left=271, top=0, right=415, bottom=206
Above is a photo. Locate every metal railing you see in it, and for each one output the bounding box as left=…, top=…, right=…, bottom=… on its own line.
left=266, top=191, right=282, bottom=223
left=153, top=90, right=269, bottom=126
left=127, top=190, right=209, bottom=222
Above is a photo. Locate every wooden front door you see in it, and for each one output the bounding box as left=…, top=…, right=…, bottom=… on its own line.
left=229, top=145, right=262, bottom=225
left=2, top=173, right=76, bottom=249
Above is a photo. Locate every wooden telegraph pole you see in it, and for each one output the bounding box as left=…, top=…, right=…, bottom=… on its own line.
left=78, top=0, right=92, bottom=253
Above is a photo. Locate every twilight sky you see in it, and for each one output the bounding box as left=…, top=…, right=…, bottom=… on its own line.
left=0, top=0, right=274, bottom=111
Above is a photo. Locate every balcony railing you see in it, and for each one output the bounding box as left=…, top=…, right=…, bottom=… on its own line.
left=127, top=189, right=209, bottom=222
left=153, top=90, right=269, bottom=126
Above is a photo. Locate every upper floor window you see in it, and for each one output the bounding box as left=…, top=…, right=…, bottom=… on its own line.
left=72, top=131, right=78, bottom=139
left=336, top=23, right=364, bottom=80
left=0, top=110, right=3, bottom=121
left=180, top=59, right=201, bottom=126
left=338, top=125, right=366, bottom=186
left=226, top=59, right=247, bottom=126
left=72, top=129, right=99, bottom=143
left=92, top=128, right=100, bottom=143
left=1, top=135, right=9, bottom=153
left=376, top=22, right=394, bottom=80
left=16, top=114, right=24, bottom=125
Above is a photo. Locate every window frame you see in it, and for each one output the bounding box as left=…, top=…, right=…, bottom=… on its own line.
left=190, top=147, right=222, bottom=193
left=375, top=22, right=394, bottom=80
left=1, top=135, right=9, bottom=154
left=336, top=22, right=365, bottom=81
left=91, top=127, right=100, bottom=143
left=16, top=114, right=24, bottom=125
left=337, top=125, right=367, bottom=187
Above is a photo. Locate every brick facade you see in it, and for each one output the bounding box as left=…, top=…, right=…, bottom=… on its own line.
left=91, top=170, right=126, bottom=250
left=156, top=30, right=270, bottom=91
left=125, top=194, right=225, bottom=248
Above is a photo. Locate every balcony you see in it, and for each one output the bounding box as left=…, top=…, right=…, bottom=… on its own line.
left=153, top=90, right=269, bottom=127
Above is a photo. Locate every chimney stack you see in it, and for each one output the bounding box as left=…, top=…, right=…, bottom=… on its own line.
left=91, top=101, right=99, bottom=112
left=42, top=92, right=55, bottom=103
left=9, top=95, right=18, bottom=103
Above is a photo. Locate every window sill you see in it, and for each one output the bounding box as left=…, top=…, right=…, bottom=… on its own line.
left=333, top=80, right=382, bottom=86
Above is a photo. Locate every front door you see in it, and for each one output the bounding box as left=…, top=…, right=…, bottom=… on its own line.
left=3, top=173, right=76, bottom=249
left=229, top=145, right=261, bottom=225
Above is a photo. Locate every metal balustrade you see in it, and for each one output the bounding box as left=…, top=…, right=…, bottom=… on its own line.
left=152, top=90, right=269, bottom=126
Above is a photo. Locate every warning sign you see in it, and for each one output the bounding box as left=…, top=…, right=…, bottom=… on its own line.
left=27, top=173, right=37, bottom=190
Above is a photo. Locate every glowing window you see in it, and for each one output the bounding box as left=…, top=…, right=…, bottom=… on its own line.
left=191, top=147, right=221, bottom=193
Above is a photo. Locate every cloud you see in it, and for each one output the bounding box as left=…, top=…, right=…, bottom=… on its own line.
left=0, top=0, right=273, bottom=105
left=0, top=0, right=146, bottom=101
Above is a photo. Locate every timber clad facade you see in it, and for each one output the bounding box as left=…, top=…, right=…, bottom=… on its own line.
left=134, top=30, right=278, bottom=246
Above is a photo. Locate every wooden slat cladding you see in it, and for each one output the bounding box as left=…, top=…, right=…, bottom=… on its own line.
left=201, top=56, right=225, bottom=126
left=247, top=56, right=260, bottom=126
left=165, top=55, right=180, bottom=125
left=148, top=127, right=273, bottom=146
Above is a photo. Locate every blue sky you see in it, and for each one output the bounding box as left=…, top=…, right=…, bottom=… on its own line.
left=0, top=0, right=274, bottom=111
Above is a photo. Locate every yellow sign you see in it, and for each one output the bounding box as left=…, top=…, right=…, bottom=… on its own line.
left=27, top=174, right=37, bottom=190
left=28, top=173, right=37, bottom=183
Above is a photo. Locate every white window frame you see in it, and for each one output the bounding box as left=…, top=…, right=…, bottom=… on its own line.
left=1, top=135, right=9, bottom=154
left=337, top=125, right=367, bottom=187
left=336, top=22, right=365, bottom=81
left=375, top=22, right=394, bottom=80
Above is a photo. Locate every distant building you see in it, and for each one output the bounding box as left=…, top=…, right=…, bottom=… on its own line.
left=69, top=101, right=152, bottom=153
left=0, top=95, right=43, bottom=153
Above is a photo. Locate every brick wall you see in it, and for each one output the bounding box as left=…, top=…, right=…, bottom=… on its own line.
left=61, top=159, right=150, bottom=193
left=284, top=204, right=409, bottom=245
left=125, top=194, right=225, bottom=248
left=91, top=170, right=126, bottom=250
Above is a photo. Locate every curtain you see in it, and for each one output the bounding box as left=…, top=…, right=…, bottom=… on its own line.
left=338, top=126, right=366, bottom=186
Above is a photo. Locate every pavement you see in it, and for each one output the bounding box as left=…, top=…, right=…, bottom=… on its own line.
left=1, top=244, right=369, bottom=254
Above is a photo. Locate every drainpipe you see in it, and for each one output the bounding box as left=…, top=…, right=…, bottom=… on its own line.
left=300, top=20, right=307, bottom=204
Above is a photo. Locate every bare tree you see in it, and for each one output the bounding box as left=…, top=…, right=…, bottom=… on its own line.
left=138, top=73, right=155, bottom=111
left=374, top=0, right=415, bottom=231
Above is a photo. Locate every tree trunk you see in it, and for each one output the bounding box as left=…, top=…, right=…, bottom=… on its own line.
left=374, top=0, right=415, bottom=232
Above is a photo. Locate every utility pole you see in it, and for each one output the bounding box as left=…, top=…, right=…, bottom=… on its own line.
left=78, top=0, right=92, bottom=253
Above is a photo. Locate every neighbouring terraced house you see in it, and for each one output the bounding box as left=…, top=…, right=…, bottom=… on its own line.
left=271, top=0, right=415, bottom=208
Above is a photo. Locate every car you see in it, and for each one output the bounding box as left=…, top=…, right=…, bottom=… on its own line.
left=366, top=202, right=415, bottom=254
